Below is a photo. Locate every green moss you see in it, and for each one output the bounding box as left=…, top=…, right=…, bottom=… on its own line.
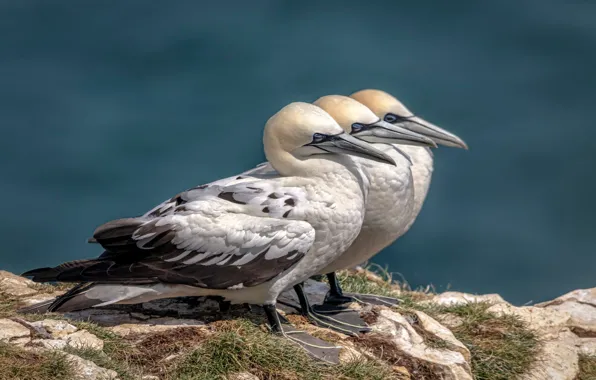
left=578, top=355, right=596, bottom=380
left=0, top=342, right=75, bottom=380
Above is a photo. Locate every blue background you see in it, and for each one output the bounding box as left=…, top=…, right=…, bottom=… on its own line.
left=2, top=0, right=595, bottom=304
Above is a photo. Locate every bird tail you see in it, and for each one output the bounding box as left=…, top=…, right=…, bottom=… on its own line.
left=19, top=282, right=196, bottom=313
left=18, top=282, right=96, bottom=313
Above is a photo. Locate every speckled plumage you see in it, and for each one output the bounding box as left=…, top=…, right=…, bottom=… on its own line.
left=22, top=102, right=378, bottom=310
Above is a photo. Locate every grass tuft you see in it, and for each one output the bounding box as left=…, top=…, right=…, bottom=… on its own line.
left=174, top=319, right=323, bottom=380
left=27, top=282, right=74, bottom=293
left=67, top=321, right=141, bottom=379
left=578, top=355, right=596, bottom=380
left=0, top=342, right=75, bottom=380
left=437, top=302, right=539, bottom=380
left=0, top=292, right=19, bottom=319
left=330, top=266, right=434, bottom=303
left=351, top=333, right=440, bottom=379
left=173, top=319, right=396, bottom=380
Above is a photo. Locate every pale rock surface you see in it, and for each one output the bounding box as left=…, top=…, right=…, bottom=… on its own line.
left=487, top=303, right=580, bottom=380
left=577, top=338, right=596, bottom=356
left=0, top=318, right=30, bottom=344
left=30, top=338, right=68, bottom=349
left=65, top=353, right=119, bottom=380
left=537, top=287, right=596, bottom=337
left=410, top=310, right=471, bottom=362
left=31, top=319, right=78, bottom=338
left=521, top=330, right=579, bottom=380
left=487, top=303, right=571, bottom=339
left=371, top=308, right=473, bottom=380
left=65, top=330, right=104, bottom=350
left=429, top=291, right=508, bottom=307
left=0, top=270, right=37, bottom=296
left=537, top=288, right=596, bottom=308
left=228, top=372, right=260, bottom=380
left=109, top=321, right=207, bottom=337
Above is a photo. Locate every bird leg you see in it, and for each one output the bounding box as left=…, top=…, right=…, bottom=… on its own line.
left=262, top=303, right=340, bottom=363
left=294, top=282, right=370, bottom=336
left=322, top=272, right=402, bottom=307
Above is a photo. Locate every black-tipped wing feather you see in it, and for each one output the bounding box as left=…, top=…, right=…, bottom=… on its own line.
left=26, top=180, right=314, bottom=290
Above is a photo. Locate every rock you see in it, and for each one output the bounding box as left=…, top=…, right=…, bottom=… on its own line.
left=141, top=376, right=159, bottom=380
left=537, top=288, right=596, bottom=308
left=429, top=291, right=508, bottom=307
left=30, top=338, right=68, bottom=349
left=536, top=287, right=596, bottom=337
left=30, top=319, right=78, bottom=338
left=487, top=303, right=570, bottom=340
left=65, top=330, right=104, bottom=350
left=410, top=310, right=471, bottom=362
left=65, top=309, right=136, bottom=326
left=65, top=353, right=119, bottom=380
left=577, top=338, right=596, bottom=356
left=0, top=271, right=37, bottom=297
left=141, top=297, right=220, bottom=316
left=108, top=320, right=207, bottom=337
left=392, top=366, right=411, bottom=379
left=370, top=308, right=473, bottom=380
left=339, top=345, right=364, bottom=363
left=228, top=372, right=259, bottom=380
left=521, top=330, right=579, bottom=380
left=541, top=301, right=596, bottom=337
left=0, top=318, right=30, bottom=344
left=486, top=302, right=582, bottom=379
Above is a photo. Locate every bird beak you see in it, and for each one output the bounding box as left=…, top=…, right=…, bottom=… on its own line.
left=308, top=133, right=396, bottom=166
left=352, top=120, right=437, bottom=148
left=397, top=116, right=468, bottom=149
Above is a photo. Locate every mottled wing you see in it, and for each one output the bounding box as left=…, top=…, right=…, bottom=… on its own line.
left=142, top=162, right=278, bottom=218
left=60, top=180, right=314, bottom=289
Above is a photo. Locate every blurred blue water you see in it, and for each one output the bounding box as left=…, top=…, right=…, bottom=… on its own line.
left=1, top=0, right=595, bottom=305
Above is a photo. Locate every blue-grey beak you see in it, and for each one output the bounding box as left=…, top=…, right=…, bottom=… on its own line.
left=351, top=120, right=437, bottom=148
left=307, top=133, right=396, bottom=166
left=393, top=116, right=468, bottom=149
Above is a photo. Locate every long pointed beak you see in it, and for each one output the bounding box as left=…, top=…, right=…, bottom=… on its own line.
left=309, top=133, right=396, bottom=166
left=353, top=120, right=437, bottom=148
left=400, top=116, right=468, bottom=149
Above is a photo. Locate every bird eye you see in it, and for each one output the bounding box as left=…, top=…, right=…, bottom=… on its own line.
left=351, top=123, right=365, bottom=133
left=312, top=133, right=326, bottom=143
left=384, top=113, right=398, bottom=123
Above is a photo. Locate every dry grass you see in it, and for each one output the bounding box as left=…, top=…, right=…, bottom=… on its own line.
left=435, top=302, right=539, bottom=380
left=351, top=333, right=440, bottom=379
left=173, top=319, right=396, bottom=380
left=336, top=269, right=540, bottom=380
left=27, top=282, right=74, bottom=293
left=0, top=292, right=19, bottom=319
left=577, top=355, right=596, bottom=380
left=0, top=342, right=74, bottom=380
left=330, top=265, right=433, bottom=301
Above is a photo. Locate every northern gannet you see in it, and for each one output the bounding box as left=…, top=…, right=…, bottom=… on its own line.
left=22, top=102, right=396, bottom=360
left=309, top=89, right=468, bottom=306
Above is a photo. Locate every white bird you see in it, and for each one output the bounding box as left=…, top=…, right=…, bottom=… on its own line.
left=22, top=102, right=397, bottom=360
left=309, top=89, right=468, bottom=306
left=220, top=94, right=462, bottom=310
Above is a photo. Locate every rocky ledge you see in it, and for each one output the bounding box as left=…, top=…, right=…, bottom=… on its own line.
left=0, top=269, right=595, bottom=380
